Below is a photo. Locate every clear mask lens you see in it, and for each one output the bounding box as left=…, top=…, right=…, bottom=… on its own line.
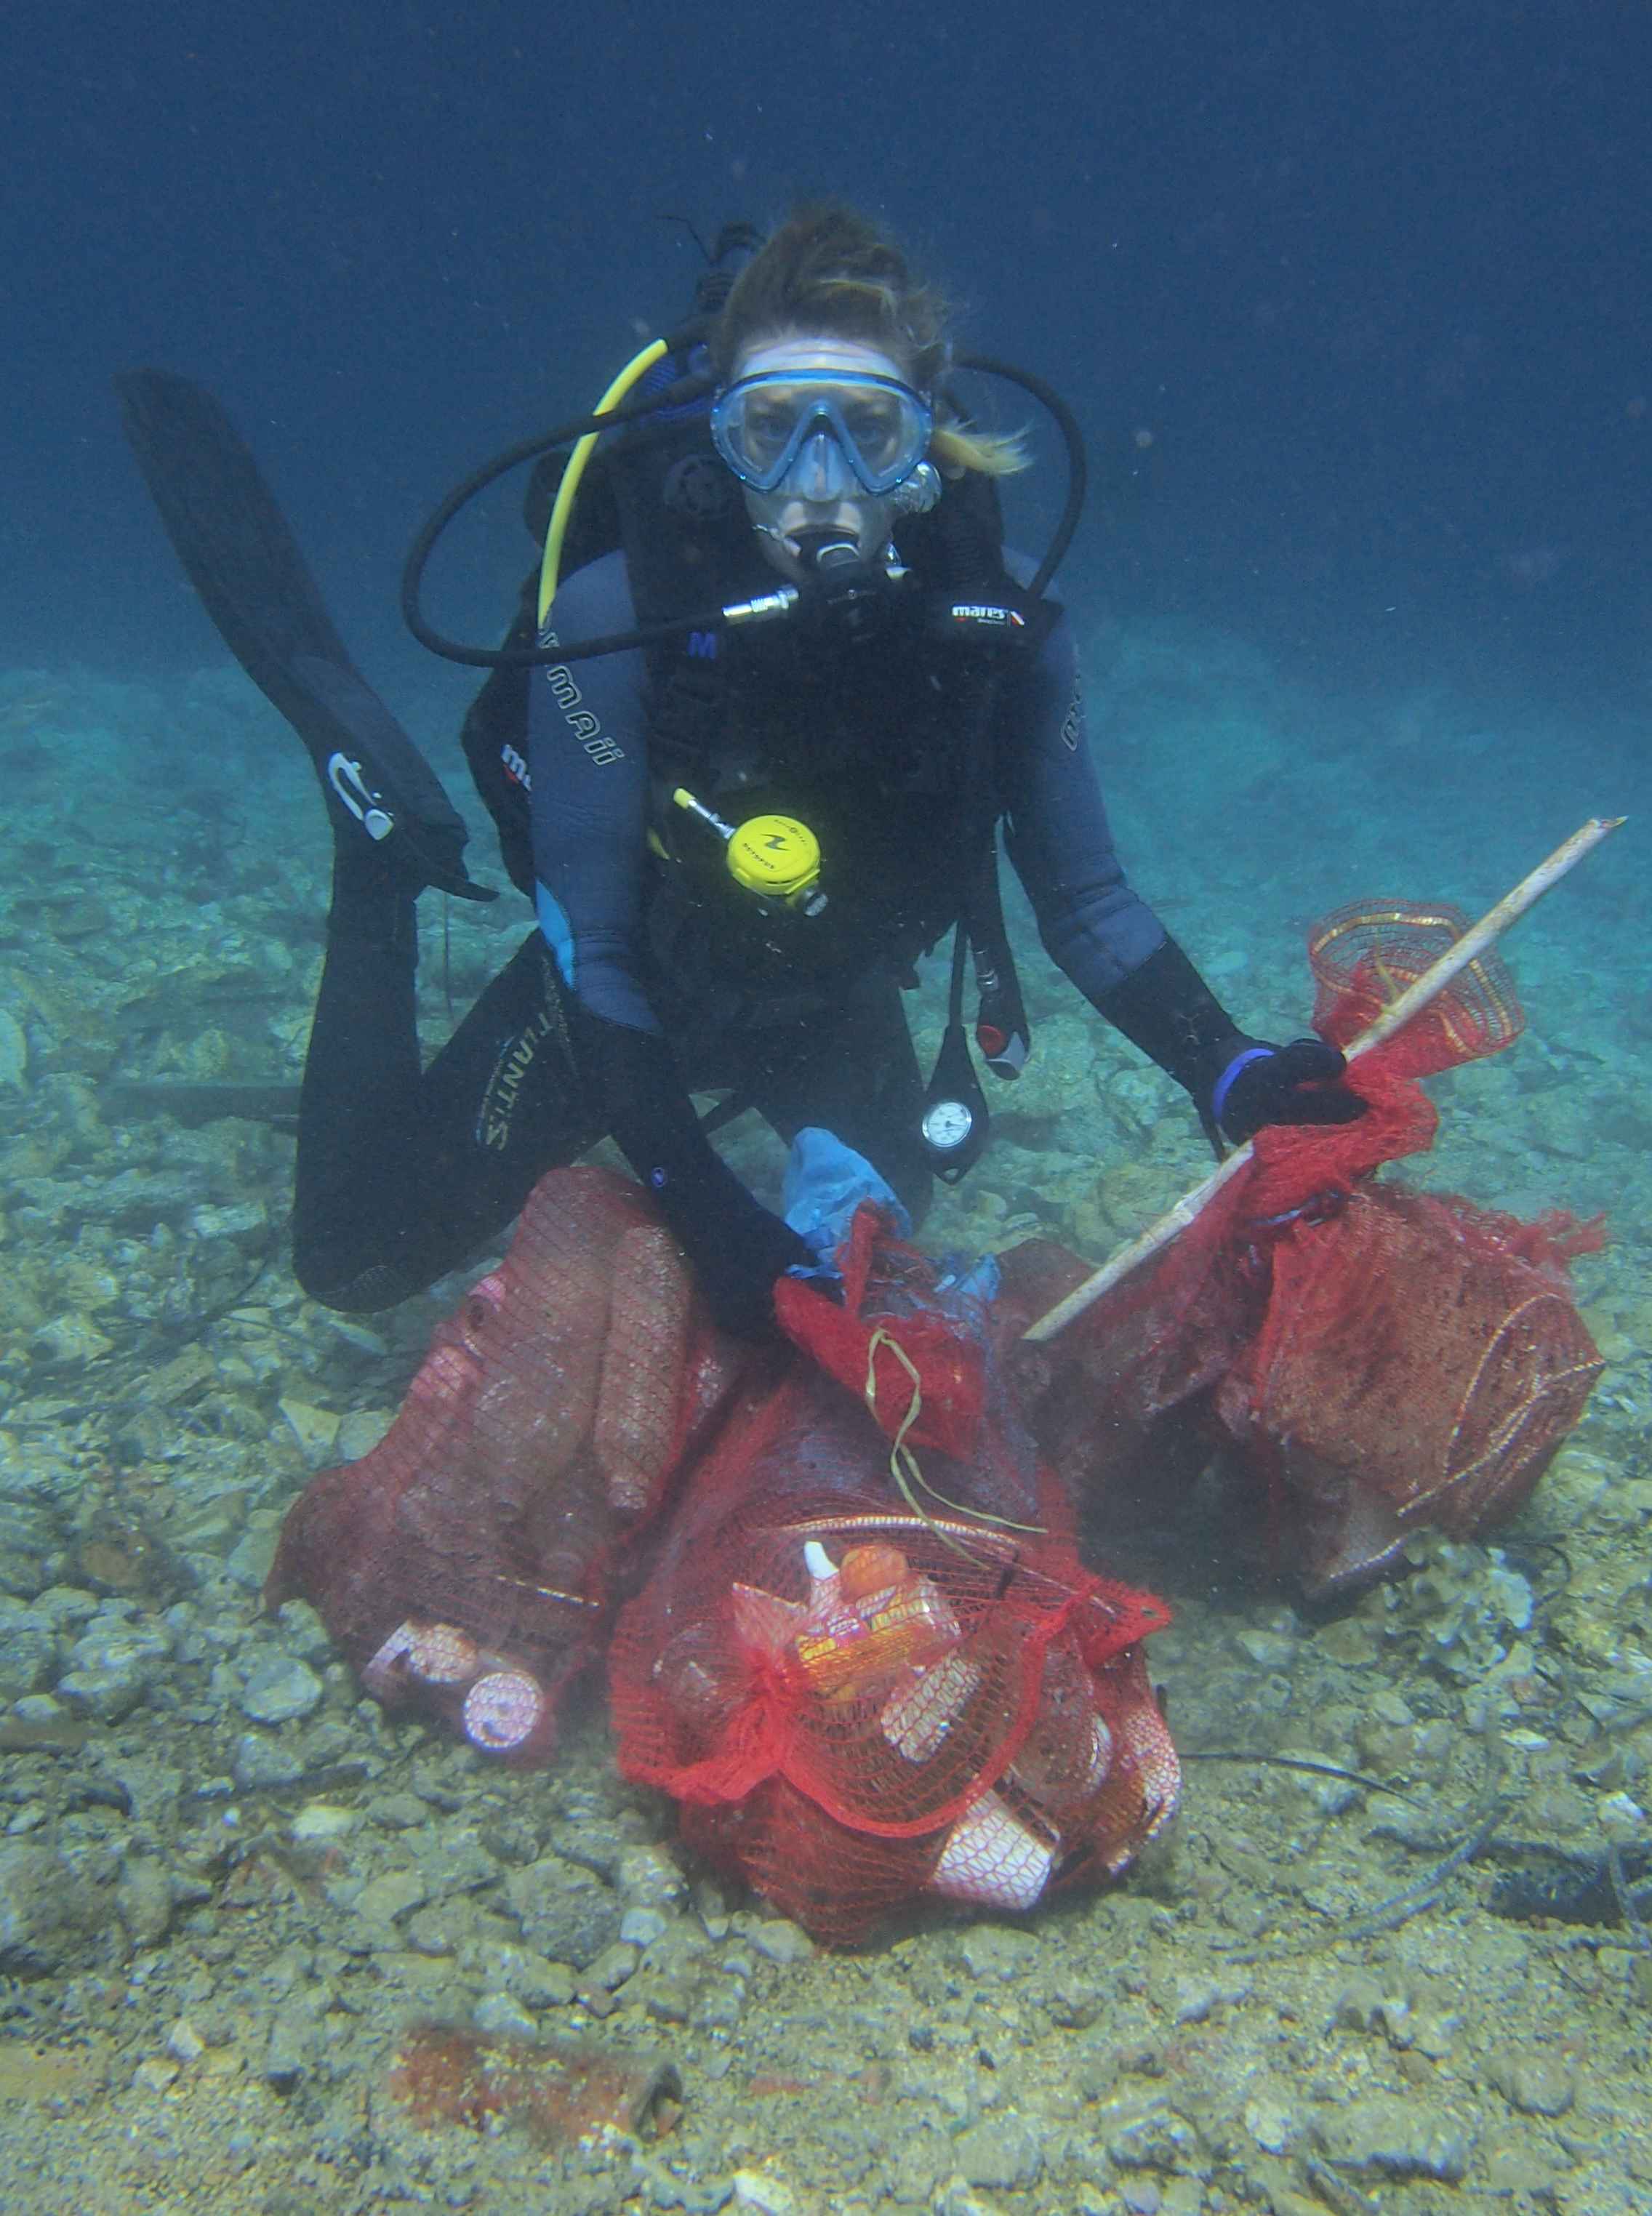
left=712, top=372, right=932, bottom=497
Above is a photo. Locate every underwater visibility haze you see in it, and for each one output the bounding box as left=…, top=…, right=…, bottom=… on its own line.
left=1, top=2, right=1651, bottom=2210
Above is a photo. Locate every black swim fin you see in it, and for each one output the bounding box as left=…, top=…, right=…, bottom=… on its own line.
left=115, top=368, right=493, bottom=903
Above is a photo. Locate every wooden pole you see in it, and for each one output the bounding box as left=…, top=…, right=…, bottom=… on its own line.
left=1022, top=817, right=1624, bottom=1345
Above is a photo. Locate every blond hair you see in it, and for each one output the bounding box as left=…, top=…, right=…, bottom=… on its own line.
left=713, top=204, right=1029, bottom=479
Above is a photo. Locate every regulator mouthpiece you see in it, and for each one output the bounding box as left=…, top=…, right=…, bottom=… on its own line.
left=792, top=527, right=864, bottom=574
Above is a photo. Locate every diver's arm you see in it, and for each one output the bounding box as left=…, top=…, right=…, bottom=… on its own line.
left=527, top=555, right=809, bottom=1330
left=998, top=596, right=1251, bottom=1104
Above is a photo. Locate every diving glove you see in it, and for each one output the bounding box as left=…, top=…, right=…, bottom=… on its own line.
left=675, top=1180, right=817, bottom=1339
left=1096, top=936, right=1365, bottom=1145
left=574, top=1008, right=813, bottom=1337
left=1208, top=1035, right=1366, bottom=1144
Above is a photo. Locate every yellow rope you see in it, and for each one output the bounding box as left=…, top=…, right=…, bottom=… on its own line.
left=862, top=1327, right=1042, bottom=1549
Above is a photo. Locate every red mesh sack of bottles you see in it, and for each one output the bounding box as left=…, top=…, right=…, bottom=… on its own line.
left=607, top=1211, right=1179, bottom=1946
left=1009, top=904, right=1604, bottom=1595
left=265, top=1166, right=745, bottom=1762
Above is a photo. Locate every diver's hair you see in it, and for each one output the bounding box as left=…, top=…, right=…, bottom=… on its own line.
left=713, top=202, right=1030, bottom=479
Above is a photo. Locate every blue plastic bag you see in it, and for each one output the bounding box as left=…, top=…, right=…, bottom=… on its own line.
left=781, top=1127, right=908, bottom=1281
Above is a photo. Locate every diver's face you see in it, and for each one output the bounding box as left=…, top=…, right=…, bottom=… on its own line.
left=729, top=334, right=911, bottom=580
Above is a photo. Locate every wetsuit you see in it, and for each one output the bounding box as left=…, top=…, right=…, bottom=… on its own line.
left=293, top=548, right=1249, bottom=1322
left=115, top=368, right=1359, bottom=1327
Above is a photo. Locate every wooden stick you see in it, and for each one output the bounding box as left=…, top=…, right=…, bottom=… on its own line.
left=1022, top=816, right=1625, bottom=1344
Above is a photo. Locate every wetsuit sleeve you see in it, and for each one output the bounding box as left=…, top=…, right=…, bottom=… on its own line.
left=526, top=555, right=809, bottom=1330
left=997, top=599, right=1165, bottom=998
left=998, top=588, right=1248, bottom=1099
left=526, top=552, right=657, bottom=1033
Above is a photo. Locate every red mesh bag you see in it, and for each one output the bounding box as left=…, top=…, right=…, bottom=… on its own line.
left=1011, top=906, right=1604, bottom=1595
left=266, top=1167, right=745, bottom=1761
left=1222, top=1184, right=1605, bottom=1589
left=609, top=1214, right=1178, bottom=1946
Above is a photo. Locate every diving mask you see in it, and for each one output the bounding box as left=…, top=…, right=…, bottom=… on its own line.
left=711, top=370, right=934, bottom=499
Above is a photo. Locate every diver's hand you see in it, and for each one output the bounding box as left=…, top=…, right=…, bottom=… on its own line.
left=1211, top=1036, right=1368, bottom=1145
left=687, top=1189, right=817, bottom=1339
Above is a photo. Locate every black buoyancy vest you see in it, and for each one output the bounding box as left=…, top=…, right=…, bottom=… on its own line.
left=460, top=358, right=1040, bottom=1000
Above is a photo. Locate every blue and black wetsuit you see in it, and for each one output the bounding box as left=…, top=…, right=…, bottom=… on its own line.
left=292, top=547, right=1246, bottom=1323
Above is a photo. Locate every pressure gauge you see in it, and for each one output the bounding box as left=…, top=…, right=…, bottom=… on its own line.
left=920, top=1022, right=992, bottom=1182
left=921, top=1098, right=977, bottom=1154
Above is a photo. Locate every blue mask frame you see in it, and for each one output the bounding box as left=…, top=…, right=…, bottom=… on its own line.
left=710, top=370, right=934, bottom=497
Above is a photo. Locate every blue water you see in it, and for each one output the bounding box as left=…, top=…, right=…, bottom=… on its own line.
left=4, top=3, right=1651, bottom=2207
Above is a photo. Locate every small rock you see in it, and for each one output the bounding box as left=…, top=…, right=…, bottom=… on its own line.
left=278, top=1397, right=341, bottom=1466
left=239, top=1655, right=326, bottom=1723
left=1330, top=1974, right=1387, bottom=2032
left=9, top=1693, right=71, bottom=1727
left=231, top=1733, right=305, bottom=1790
left=188, top=1200, right=268, bottom=1243
left=1597, top=1789, right=1648, bottom=1835
left=272, top=1598, right=333, bottom=1663
left=1243, top=2089, right=1303, bottom=2154
left=1233, top=1626, right=1296, bottom=1669
left=222, top=1520, right=281, bottom=1590
left=617, top=1843, right=687, bottom=1908
left=1108, top=2109, right=1201, bottom=2171
left=334, top=1408, right=394, bottom=1461
left=290, top=1802, right=358, bottom=1844
left=116, top=1856, right=175, bottom=1947
left=0, top=1842, right=108, bottom=1976
left=1315, top=1616, right=1381, bottom=1666
left=730, top=2172, right=806, bottom=2215
left=264, top=1998, right=319, bottom=2089
left=57, top=1617, right=171, bottom=1720
left=620, top=1906, right=670, bottom=1947
left=31, top=1314, right=116, bottom=1368
left=1485, top=2144, right=1564, bottom=2194
left=355, top=1868, right=430, bottom=1927
left=103, top=1754, right=183, bottom=1823
left=0, top=1602, right=58, bottom=1701
left=956, top=1924, right=1040, bottom=1980
left=1168, top=1974, right=1226, bottom=2024
left=132, top=2056, right=180, bottom=2093
left=638, top=1972, right=695, bottom=2026
left=1314, top=2093, right=1472, bottom=2181
left=953, top=2117, right=1044, bottom=2189
left=585, top=1940, right=641, bottom=1992
left=1486, top=2047, right=1576, bottom=2117
left=473, top=1989, right=539, bottom=2038
left=503, top=1854, right=624, bottom=1970
left=933, top=2183, right=1006, bottom=2216
left=747, top=1918, right=815, bottom=1965
left=166, top=2018, right=206, bottom=2063
left=367, top=1790, right=430, bottom=1830
left=474, top=1940, right=576, bottom=2008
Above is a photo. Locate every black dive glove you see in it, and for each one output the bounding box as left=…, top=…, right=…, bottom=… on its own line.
left=574, top=1009, right=811, bottom=1338
left=1096, top=936, right=1366, bottom=1146
left=1206, top=1034, right=1365, bottom=1144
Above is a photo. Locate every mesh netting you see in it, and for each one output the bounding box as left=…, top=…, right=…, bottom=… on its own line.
left=265, top=1167, right=745, bottom=1760
left=609, top=1239, right=1177, bottom=1945
left=1008, top=904, right=1604, bottom=1595
left=268, top=1176, right=1177, bottom=1941
left=265, top=902, right=1600, bottom=1932
left=1223, top=1184, right=1605, bottom=1587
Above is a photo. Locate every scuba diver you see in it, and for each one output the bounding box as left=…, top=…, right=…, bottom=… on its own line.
left=118, top=203, right=1361, bottom=1337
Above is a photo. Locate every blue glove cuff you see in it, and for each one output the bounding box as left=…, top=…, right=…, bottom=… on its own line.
left=1210, top=1045, right=1274, bottom=1131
